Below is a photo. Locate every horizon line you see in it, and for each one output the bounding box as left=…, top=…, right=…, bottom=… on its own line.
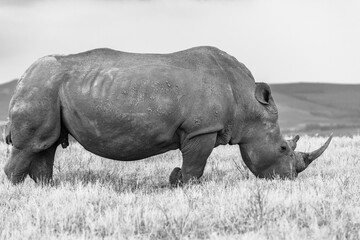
left=1, top=79, right=359, bottom=86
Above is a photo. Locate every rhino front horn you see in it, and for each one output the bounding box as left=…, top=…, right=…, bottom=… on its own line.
left=295, top=134, right=333, bottom=173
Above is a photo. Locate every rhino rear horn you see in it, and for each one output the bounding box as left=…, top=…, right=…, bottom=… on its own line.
left=288, top=135, right=300, bottom=150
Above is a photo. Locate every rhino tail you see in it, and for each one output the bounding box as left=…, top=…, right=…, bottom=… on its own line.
left=5, top=132, right=12, bottom=145
left=4, top=121, right=12, bottom=145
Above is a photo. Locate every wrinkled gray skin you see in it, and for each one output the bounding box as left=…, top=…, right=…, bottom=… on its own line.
left=4, top=46, right=332, bottom=185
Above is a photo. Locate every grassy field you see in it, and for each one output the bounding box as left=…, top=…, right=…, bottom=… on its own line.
left=0, top=136, right=360, bottom=239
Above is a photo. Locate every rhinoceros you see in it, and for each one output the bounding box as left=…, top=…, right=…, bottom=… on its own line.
left=4, top=46, right=332, bottom=184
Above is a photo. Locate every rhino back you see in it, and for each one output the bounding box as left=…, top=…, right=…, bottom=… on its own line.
left=10, top=47, right=254, bottom=160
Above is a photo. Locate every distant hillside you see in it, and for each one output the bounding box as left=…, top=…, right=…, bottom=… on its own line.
left=0, top=79, right=17, bottom=123
left=0, top=81, right=359, bottom=135
left=270, top=83, right=360, bottom=136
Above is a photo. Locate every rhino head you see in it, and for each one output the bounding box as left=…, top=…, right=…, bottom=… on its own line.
left=238, top=82, right=332, bottom=179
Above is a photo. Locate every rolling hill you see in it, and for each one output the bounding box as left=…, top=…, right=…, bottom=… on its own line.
left=271, top=83, right=360, bottom=135
left=0, top=79, right=16, bottom=124
left=0, top=80, right=359, bottom=135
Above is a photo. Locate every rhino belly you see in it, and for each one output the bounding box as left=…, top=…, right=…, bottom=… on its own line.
left=59, top=80, right=183, bottom=160
left=61, top=108, right=181, bottom=160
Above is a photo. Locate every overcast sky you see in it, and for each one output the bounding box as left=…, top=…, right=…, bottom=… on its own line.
left=0, top=0, right=359, bottom=84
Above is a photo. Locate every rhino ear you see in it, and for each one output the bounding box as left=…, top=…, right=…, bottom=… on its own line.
left=255, top=82, right=271, bottom=105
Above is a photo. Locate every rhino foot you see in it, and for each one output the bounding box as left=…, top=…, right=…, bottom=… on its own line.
left=169, top=167, right=182, bottom=186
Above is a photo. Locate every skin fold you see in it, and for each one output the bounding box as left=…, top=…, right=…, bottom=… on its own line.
left=4, top=46, right=332, bottom=185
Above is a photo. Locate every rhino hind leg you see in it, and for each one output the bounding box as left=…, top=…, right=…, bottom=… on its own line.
left=5, top=145, right=57, bottom=184
left=169, top=132, right=217, bottom=186
left=5, top=147, right=33, bottom=184
left=28, top=144, right=57, bottom=184
left=5, top=129, right=60, bottom=184
left=5, top=97, right=61, bottom=184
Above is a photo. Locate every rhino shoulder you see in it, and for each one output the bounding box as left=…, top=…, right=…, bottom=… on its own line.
left=190, top=46, right=254, bottom=79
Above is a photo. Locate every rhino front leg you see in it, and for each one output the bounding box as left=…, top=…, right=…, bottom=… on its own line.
left=4, top=145, right=57, bottom=184
left=170, top=132, right=217, bottom=185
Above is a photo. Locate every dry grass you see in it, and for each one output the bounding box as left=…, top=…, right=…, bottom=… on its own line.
left=0, top=136, right=360, bottom=239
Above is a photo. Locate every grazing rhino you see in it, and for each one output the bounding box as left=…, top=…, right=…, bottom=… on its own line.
left=4, top=46, right=332, bottom=184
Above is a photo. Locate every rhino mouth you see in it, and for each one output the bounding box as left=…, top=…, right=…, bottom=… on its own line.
left=239, top=134, right=333, bottom=179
